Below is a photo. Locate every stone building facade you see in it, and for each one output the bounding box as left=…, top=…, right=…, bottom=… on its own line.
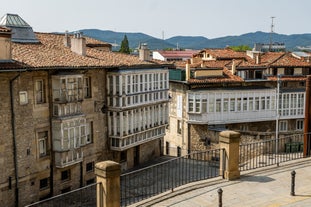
left=0, top=14, right=169, bottom=207
left=165, top=48, right=311, bottom=156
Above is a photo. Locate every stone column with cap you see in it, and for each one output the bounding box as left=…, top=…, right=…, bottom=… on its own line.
left=219, top=130, right=240, bottom=180
left=95, top=161, right=121, bottom=207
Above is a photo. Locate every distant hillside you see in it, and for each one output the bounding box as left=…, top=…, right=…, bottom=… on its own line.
left=79, top=29, right=175, bottom=51
left=78, top=29, right=311, bottom=51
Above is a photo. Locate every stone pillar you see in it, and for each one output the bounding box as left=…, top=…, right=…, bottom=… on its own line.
left=219, top=130, right=240, bottom=180
left=95, top=161, right=121, bottom=207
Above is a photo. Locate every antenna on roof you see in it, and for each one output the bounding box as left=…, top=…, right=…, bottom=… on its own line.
left=269, top=16, right=275, bottom=52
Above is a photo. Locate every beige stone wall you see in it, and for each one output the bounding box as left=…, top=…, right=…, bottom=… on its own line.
left=0, top=69, right=109, bottom=206
left=139, top=138, right=161, bottom=164
left=0, top=73, right=15, bottom=207
left=189, top=124, right=220, bottom=152
left=164, top=82, right=189, bottom=156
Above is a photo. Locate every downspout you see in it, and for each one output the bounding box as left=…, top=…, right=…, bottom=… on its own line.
left=47, top=71, right=54, bottom=196
left=304, top=75, right=311, bottom=157
left=10, top=74, right=21, bottom=207
left=187, top=123, right=191, bottom=154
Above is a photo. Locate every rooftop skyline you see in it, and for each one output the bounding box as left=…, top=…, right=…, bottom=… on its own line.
left=1, top=0, right=311, bottom=39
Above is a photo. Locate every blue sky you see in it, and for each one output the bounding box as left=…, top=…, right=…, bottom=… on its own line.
left=1, top=0, right=310, bottom=39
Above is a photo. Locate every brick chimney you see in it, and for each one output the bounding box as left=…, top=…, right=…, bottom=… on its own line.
left=186, top=59, right=191, bottom=81
left=255, top=53, right=261, bottom=64
left=231, top=59, right=236, bottom=75
left=0, top=27, right=12, bottom=61
left=63, top=30, right=71, bottom=47
left=70, top=32, right=86, bottom=56
left=139, top=43, right=151, bottom=61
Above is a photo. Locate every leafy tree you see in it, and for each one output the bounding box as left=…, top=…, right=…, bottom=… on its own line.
left=229, top=45, right=252, bottom=52
left=119, top=35, right=130, bottom=54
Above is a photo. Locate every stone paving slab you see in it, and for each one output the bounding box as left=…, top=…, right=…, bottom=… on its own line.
left=131, top=158, right=311, bottom=207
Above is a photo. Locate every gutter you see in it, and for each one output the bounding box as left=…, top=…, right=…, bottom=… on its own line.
left=10, top=74, right=21, bottom=207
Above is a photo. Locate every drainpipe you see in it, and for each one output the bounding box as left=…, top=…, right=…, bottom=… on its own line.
left=304, top=75, right=311, bottom=157
left=10, top=74, right=21, bottom=207
left=47, top=71, right=54, bottom=196
left=187, top=123, right=191, bottom=154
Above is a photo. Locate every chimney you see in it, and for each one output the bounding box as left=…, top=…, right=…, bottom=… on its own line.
left=70, top=32, right=86, bottom=56
left=186, top=59, right=191, bottom=81
left=0, top=27, right=12, bottom=61
left=63, top=30, right=71, bottom=47
left=139, top=43, right=151, bottom=61
left=255, top=53, right=261, bottom=64
left=231, top=59, right=236, bottom=75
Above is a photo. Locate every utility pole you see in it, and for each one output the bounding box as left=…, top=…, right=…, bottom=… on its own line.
left=269, top=16, right=275, bottom=52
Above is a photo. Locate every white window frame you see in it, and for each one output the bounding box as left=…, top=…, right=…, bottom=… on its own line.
left=296, top=119, right=304, bottom=131
left=19, top=91, right=28, bottom=105
left=84, top=76, right=91, bottom=98
left=38, top=131, right=48, bottom=158
left=279, top=120, right=288, bottom=132
left=35, top=79, right=46, bottom=104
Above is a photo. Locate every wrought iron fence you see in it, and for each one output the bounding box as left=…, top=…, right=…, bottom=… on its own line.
left=25, top=182, right=98, bottom=207
left=120, top=149, right=222, bottom=206
left=239, top=133, right=308, bottom=171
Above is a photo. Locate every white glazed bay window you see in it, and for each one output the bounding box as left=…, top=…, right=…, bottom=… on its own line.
left=188, top=89, right=305, bottom=124
left=53, top=117, right=92, bottom=151
left=52, top=75, right=83, bottom=102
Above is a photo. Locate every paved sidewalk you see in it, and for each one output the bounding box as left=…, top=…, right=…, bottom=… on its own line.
left=132, top=157, right=311, bottom=207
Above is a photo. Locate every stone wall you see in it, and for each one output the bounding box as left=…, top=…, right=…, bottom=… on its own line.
left=0, top=69, right=110, bottom=207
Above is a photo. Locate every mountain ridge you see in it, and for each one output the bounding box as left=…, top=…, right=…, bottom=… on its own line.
left=78, top=29, right=311, bottom=51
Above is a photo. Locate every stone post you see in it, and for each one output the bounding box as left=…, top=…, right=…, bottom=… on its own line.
left=219, top=130, right=240, bottom=180
left=95, top=161, right=121, bottom=207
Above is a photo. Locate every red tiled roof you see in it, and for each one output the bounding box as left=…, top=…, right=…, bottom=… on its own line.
left=269, top=53, right=310, bottom=67
left=187, top=68, right=243, bottom=84
left=195, top=48, right=246, bottom=60
left=156, top=50, right=199, bottom=58
left=11, top=33, right=158, bottom=69
left=0, top=61, right=27, bottom=69
left=0, top=26, right=11, bottom=32
left=266, top=76, right=306, bottom=82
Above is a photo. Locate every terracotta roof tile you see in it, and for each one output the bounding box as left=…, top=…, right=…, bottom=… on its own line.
left=0, top=61, right=27, bottom=69
left=188, top=68, right=243, bottom=84
left=11, top=33, right=158, bottom=69
left=0, top=26, right=11, bottom=32
left=267, top=76, right=306, bottom=82
left=195, top=48, right=246, bottom=60
left=157, top=50, right=199, bottom=58
left=269, top=53, right=310, bottom=67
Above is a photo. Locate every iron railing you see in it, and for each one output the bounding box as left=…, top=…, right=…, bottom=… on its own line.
left=120, top=149, right=222, bottom=206
left=239, top=133, right=308, bottom=171
left=25, top=182, right=98, bottom=207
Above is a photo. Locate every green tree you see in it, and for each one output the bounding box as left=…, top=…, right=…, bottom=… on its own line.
left=229, top=45, right=252, bottom=52
left=119, top=35, right=130, bottom=54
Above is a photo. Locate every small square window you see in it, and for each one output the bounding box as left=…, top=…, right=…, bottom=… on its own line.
left=86, top=178, right=95, bottom=185
left=39, top=178, right=49, bottom=190
left=86, top=162, right=94, bottom=172
left=19, top=91, right=28, bottom=105
left=61, top=169, right=71, bottom=181
left=61, top=187, right=71, bottom=194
